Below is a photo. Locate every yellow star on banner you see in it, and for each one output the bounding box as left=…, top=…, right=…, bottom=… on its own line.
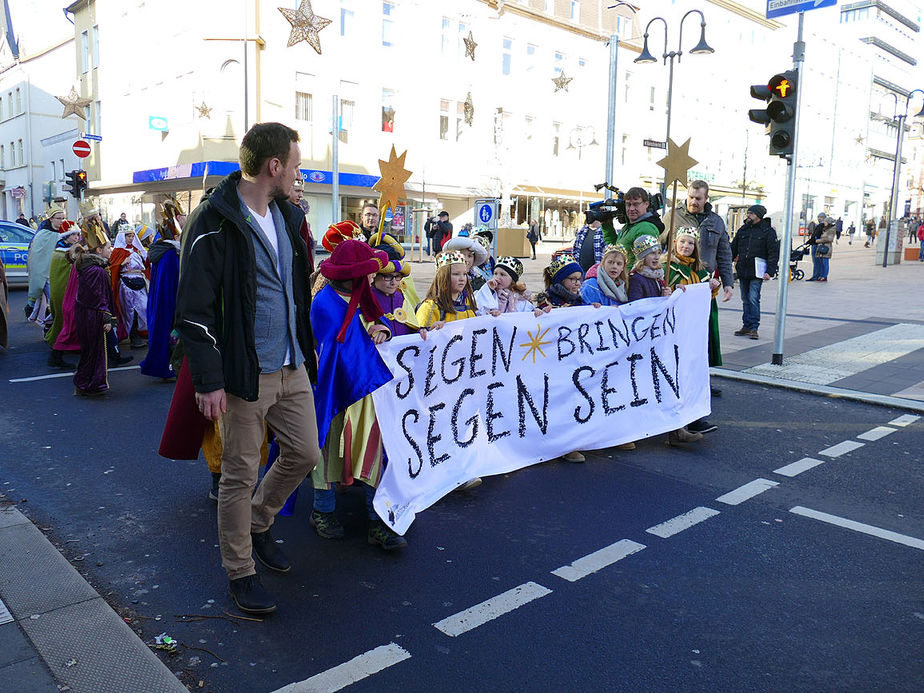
left=278, top=0, right=332, bottom=54
left=520, top=325, right=553, bottom=363
left=56, top=87, right=92, bottom=120
left=463, top=31, right=477, bottom=60
left=656, top=137, right=698, bottom=188
left=372, top=146, right=412, bottom=224
left=552, top=70, right=573, bottom=92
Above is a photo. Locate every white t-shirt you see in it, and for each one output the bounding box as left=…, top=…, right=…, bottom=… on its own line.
left=247, top=204, right=280, bottom=270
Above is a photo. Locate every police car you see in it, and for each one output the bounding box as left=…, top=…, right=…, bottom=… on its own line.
left=0, top=220, right=35, bottom=287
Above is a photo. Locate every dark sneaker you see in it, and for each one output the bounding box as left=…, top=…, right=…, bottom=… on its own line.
left=109, top=354, right=133, bottom=366
left=23, top=303, right=33, bottom=319
left=228, top=574, right=276, bottom=615
left=309, top=510, right=344, bottom=540
left=734, top=327, right=750, bottom=336
left=47, top=351, right=75, bottom=369
left=208, top=472, right=220, bottom=502
left=748, top=330, right=759, bottom=340
left=687, top=419, right=718, bottom=434
left=368, top=520, right=407, bottom=550
left=668, top=428, right=703, bottom=445
left=251, top=528, right=290, bottom=573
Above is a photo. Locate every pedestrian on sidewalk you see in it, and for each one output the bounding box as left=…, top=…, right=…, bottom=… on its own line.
left=918, top=222, right=924, bottom=261
left=730, top=205, right=779, bottom=339
left=175, top=122, right=321, bottom=616
left=848, top=222, right=855, bottom=245
left=527, top=219, right=539, bottom=260
left=807, top=214, right=835, bottom=282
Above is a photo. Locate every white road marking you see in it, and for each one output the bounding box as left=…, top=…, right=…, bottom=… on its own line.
left=774, top=457, right=825, bottom=477
left=888, top=414, right=920, bottom=427
left=433, top=582, right=552, bottom=637
left=271, top=643, right=411, bottom=693
left=715, top=478, right=779, bottom=505
left=646, top=507, right=720, bottom=538
left=818, top=440, right=865, bottom=458
left=9, top=365, right=140, bottom=383
left=790, top=506, right=924, bottom=551
left=856, top=426, right=897, bottom=441
left=551, top=540, right=646, bottom=582
left=0, top=596, right=13, bottom=625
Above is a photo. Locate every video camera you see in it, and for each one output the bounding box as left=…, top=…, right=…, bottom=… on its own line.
left=584, top=182, right=664, bottom=226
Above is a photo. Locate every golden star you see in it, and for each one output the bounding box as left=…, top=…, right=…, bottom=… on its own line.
left=463, top=92, right=474, bottom=126
left=463, top=31, right=477, bottom=60
left=373, top=146, right=412, bottom=222
left=520, top=325, right=553, bottom=363
left=656, top=138, right=698, bottom=187
left=56, top=87, right=92, bottom=120
left=552, top=71, right=573, bottom=92
left=196, top=102, right=212, bottom=119
left=278, top=0, right=332, bottom=54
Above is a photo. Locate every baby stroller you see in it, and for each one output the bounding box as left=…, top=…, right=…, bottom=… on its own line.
left=789, top=242, right=810, bottom=281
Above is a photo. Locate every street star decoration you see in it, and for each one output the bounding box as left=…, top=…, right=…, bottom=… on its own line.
left=463, top=92, right=474, bottom=126
left=656, top=137, right=698, bottom=268
left=278, top=0, right=332, bottom=54
left=552, top=70, right=573, bottom=92
left=56, top=87, right=92, bottom=120
left=372, top=146, right=412, bottom=240
left=195, top=102, right=212, bottom=119
left=463, top=31, right=477, bottom=60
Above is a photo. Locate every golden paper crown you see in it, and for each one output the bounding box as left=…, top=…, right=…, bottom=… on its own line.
left=602, top=243, right=629, bottom=260
left=436, top=250, right=467, bottom=269
left=79, top=199, right=99, bottom=219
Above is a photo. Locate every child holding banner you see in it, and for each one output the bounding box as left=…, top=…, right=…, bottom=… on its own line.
left=580, top=244, right=630, bottom=307
left=628, top=235, right=672, bottom=301
left=416, top=251, right=478, bottom=328
left=370, top=234, right=424, bottom=337
left=309, top=240, right=408, bottom=550
left=474, top=256, right=540, bottom=316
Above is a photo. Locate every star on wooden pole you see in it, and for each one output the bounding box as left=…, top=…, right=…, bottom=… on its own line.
left=463, top=92, right=474, bottom=125
left=278, top=0, right=332, bottom=54
left=56, top=87, right=92, bottom=120
left=656, top=138, right=698, bottom=270
left=552, top=70, right=573, bottom=92
left=195, top=102, right=212, bottom=119
left=372, top=146, right=412, bottom=240
left=463, top=31, right=478, bottom=60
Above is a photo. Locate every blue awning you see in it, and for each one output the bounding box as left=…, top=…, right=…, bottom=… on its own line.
left=132, top=160, right=378, bottom=189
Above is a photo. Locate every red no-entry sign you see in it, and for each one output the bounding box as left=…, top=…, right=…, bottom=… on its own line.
left=73, top=140, right=91, bottom=158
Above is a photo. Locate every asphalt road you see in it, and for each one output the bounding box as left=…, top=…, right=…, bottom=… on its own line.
left=1, top=288, right=922, bottom=692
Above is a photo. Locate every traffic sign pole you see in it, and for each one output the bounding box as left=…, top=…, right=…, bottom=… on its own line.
left=772, top=12, right=805, bottom=366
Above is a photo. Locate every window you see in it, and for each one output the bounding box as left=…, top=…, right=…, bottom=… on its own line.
left=81, top=30, right=89, bottom=73
left=382, top=2, right=395, bottom=47
left=457, top=21, right=469, bottom=58
left=295, top=91, right=313, bottom=121
left=570, top=1, right=580, bottom=21
left=50, top=160, right=55, bottom=180
left=92, top=25, right=99, bottom=69
left=9, top=141, right=15, bottom=167
left=649, top=86, right=656, bottom=111
left=554, top=51, right=564, bottom=74
left=621, top=134, right=627, bottom=165
left=17, top=139, right=23, bottom=166
left=502, top=37, right=513, bottom=75
left=340, top=0, right=353, bottom=36
left=525, top=115, right=534, bottom=140
left=624, top=72, right=631, bottom=103
left=0, top=145, right=4, bottom=169
left=578, top=57, right=586, bottom=69
left=439, top=99, right=450, bottom=140
left=94, top=100, right=101, bottom=134
left=0, top=96, right=3, bottom=119
left=526, top=43, right=537, bottom=72
left=338, top=99, right=354, bottom=143
left=552, top=121, right=561, bottom=156
left=456, top=102, right=464, bottom=141
left=59, top=158, right=64, bottom=180
left=382, top=88, right=396, bottom=132
left=14, top=87, right=21, bottom=114
left=441, top=17, right=451, bottom=55
left=6, top=91, right=10, bottom=119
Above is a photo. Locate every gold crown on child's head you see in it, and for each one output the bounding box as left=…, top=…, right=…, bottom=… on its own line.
left=436, top=250, right=467, bottom=269
left=602, top=243, right=629, bottom=260
left=675, top=226, right=699, bottom=241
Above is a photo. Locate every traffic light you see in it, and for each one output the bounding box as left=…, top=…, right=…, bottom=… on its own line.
left=748, top=70, right=798, bottom=158
left=64, top=169, right=88, bottom=197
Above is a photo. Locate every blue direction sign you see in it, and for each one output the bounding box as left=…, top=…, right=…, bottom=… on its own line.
left=767, top=0, right=837, bottom=19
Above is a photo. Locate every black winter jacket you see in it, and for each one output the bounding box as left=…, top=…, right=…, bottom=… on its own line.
left=731, top=217, right=780, bottom=280
left=175, top=171, right=316, bottom=400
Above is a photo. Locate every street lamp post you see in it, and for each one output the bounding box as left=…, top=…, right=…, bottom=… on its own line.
left=604, top=3, right=639, bottom=185
left=633, top=10, right=714, bottom=193
left=883, top=88, right=924, bottom=267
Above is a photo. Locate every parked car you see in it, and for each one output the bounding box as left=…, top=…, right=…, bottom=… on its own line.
left=0, top=220, right=35, bottom=287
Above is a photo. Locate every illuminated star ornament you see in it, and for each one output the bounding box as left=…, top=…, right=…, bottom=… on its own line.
left=372, top=146, right=412, bottom=237
left=656, top=137, right=698, bottom=188
left=56, top=87, right=92, bottom=120
left=552, top=71, right=573, bottom=92
left=463, top=92, right=474, bottom=126
left=278, top=0, right=332, bottom=54
left=196, top=102, right=212, bottom=119
left=520, top=325, right=553, bottom=363
left=463, top=31, right=477, bottom=60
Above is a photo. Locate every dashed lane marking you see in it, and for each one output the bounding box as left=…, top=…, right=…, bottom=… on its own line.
left=433, top=582, right=552, bottom=637
left=551, top=540, right=646, bottom=582
left=646, top=507, right=720, bottom=539
left=9, top=365, right=140, bottom=383
left=790, top=506, right=924, bottom=551
left=774, top=457, right=825, bottom=477
left=715, top=478, right=779, bottom=506
left=888, top=414, right=920, bottom=427
left=818, top=440, right=865, bottom=458
left=856, top=426, right=897, bottom=441
left=271, top=643, right=411, bottom=693
left=0, top=595, right=13, bottom=625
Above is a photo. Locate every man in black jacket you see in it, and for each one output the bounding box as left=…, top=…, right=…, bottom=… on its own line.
left=730, top=205, right=779, bottom=339
left=175, top=122, right=320, bottom=615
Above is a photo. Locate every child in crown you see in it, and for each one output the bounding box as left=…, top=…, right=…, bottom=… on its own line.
left=627, top=235, right=672, bottom=301
left=581, top=244, right=630, bottom=306
left=474, top=256, right=540, bottom=316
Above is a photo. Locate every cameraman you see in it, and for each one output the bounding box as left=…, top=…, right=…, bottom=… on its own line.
left=606, top=187, right=665, bottom=267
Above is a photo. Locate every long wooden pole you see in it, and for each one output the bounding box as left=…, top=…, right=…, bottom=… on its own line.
left=664, top=180, right=679, bottom=284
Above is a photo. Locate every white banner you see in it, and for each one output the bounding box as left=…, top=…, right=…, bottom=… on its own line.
left=372, top=283, right=712, bottom=534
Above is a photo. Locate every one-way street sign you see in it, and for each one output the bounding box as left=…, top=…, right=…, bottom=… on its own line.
left=766, top=0, right=837, bottom=20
